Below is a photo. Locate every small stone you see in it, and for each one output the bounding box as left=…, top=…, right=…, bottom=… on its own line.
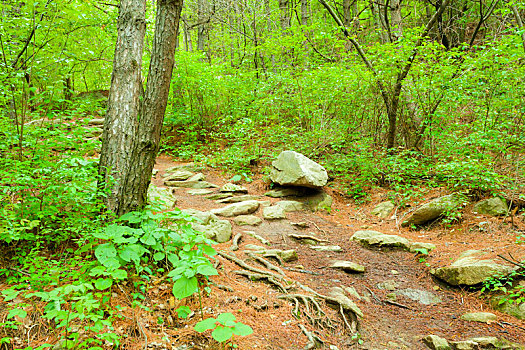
left=276, top=200, right=304, bottom=212
left=329, top=261, right=366, bottom=273
left=450, top=340, right=479, bottom=350
left=187, top=189, right=214, bottom=196
left=460, top=312, right=497, bottom=324
left=280, top=250, right=298, bottom=262
left=472, top=197, right=508, bottom=216
left=220, top=183, right=248, bottom=193
left=234, top=215, right=262, bottom=226
left=386, top=293, right=397, bottom=301
left=211, top=200, right=260, bottom=217
left=422, top=335, right=451, bottom=350
left=263, top=206, right=286, bottom=220
left=310, top=245, right=342, bottom=252
left=395, top=288, right=442, bottom=305
left=391, top=270, right=399, bottom=275
left=163, top=169, right=194, bottom=181
left=377, top=280, right=399, bottom=291
left=205, top=193, right=232, bottom=200
left=291, top=221, right=309, bottom=228
left=371, top=201, right=395, bottom=219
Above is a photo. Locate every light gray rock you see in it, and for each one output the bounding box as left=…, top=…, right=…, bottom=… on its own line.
left=409, top=241, right=437, bottom=253
left=302, top=191, right=333, bottom=212
left=343, top=286, right=362, bottom=300
left=211, top=200, right=260, bottom=217
left=460, top=312, right=497, bottom=323
left=263, top=206, right=286, bottom=220
left=247, top=247, right=298, bottom=262
left=371, top=201, right=395, bottom=219
left=450, top=340, right=481, bottom=350
left=432, top=253, right=514, bottom=286
left=276, top=200, right=305, bottom=212
left=395, top=288, right=442, bottom=305
left=234, top=215, right=262, bottom=226
left=351, top=230, right=411, bottom=249
left=422, top=335, right=451, bottom=350
left=89, top=118, right=105, bottom=125
left=147, top=185, right=176, bottom=209
left=377, top=280, right=399, bottom=291
left=473, top=197, right=508, bottom=216
left=205, top=193, right=232, bottom=200
left=329, top=261, right=365, bottom=273
left=310, top=245, right=342, bottom=252
left=163, top=169, right=194, bottom=181
left=183, top=209, right=232, bottom=243
left=187, top=189, right=214, bottom=196
left=402, top=194, right=466, bottom=227
left=165, top=179, right=218, bottom=189
left=165, top=163, right=204, bottom=174
left=265, top=187, right=305, bottom=198
left=270, top=151, right=328, bottom=188
left=220, top=183, right=248, bottom=193
left=218, top=195, right=260, bottom=203
left=490, top=296, right=525, bottom=320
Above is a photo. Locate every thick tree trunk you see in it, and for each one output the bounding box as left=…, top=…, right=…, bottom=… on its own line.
left=343, top=0, right=351, bottom=26
left=390, top=0, right=403, bottom=40
left=197, top=0, right=207, bottom=51
left=98, top=0, right=146, bottom=214
left=120, top=0, right=183, bottom=213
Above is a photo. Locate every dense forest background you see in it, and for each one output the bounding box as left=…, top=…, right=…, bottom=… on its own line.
left=1, top=0, right=525, bottom=348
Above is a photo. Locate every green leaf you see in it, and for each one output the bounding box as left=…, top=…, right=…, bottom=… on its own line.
left=120, top=211, right=143, bottom=224
left=172, top=276, right=198, bottom=299
left=1, top=289, right=20, bottom=302
left=7, top=308, right=27, bottom=319
left=95, top=243, right=117, bottom=266
left=194, top=317, right=218, bottom=332
left=216, top=312, right=236, bottom=325
left=176, top=305, right=192, bottom=319
left=212, top=325, right=234, bottom=343
left=233, top=323, right=253, bottom=336
left=140, top=232, right=157, bottom=246
left=202, top=245, right=217, bottom=256
left=196, top=264, right=218, bottom=276
left=94, top=278, right=113, bottom=290
left=110, top=269, right=127, bottom=280
left=153, top=252, right=165, bottom=261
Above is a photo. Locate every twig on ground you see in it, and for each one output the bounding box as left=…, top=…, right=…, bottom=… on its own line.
left=247, top=252, right=287, bottom=276
left=288, top=233, right=329, bottom=243
left=365, top=286, right=383, bottom=305
left=283, top=267, right=321, bottom=275
left=233, top=270, right=290, bottom=292
left=298, top=324, right=324, bottom=350
left=384, top=299, right=412, bottom=310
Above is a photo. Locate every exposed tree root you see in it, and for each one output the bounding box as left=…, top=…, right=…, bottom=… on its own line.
left=247, top=252, right=286, bottom=276
left=233, top=270, right=291, bottom=292
left=230, top=233, right=242, bottom=251
left=288, top=233, right=329, bottom=243
left=299, top=324, right=324, bottom=349
left=278, top=294, right=335, bottom=330
left=218, top=251, right=285, bottom=281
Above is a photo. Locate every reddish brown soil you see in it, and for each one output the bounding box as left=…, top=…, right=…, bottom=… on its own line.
left=148, top=155, right=525, bottom=350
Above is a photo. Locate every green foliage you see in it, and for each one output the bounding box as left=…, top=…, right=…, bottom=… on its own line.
left=481, top=268, right=525, bottom=306
left=195, top=312, right=253, bottom=347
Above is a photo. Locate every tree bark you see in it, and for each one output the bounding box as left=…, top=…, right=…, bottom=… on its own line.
left=343, top=0, right=352, bottom=27
left=98, top=0, right=147, bottom=214
left=301, top=0, right=309, bottom=26
left=279, top=0, right=290, bottom=31
left=390, top=0, right=403, bottom=40
left=511, top=4, right=525, bottom=54
left=119, top=0, right=183, bottom=214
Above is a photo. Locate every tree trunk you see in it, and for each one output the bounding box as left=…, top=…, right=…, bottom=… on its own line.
left=98, top=0, right=147, bottom=214
left=343, top=0, right=351, bottom=26
left=279, top=0, right=290, bottom=31
left=390, top=0, right=403, bottom=40
left=301, top=0, right=309, bottom=25
left=197, top=0, right=207, bottom=51
left=120, top=0, right=184, bottom=213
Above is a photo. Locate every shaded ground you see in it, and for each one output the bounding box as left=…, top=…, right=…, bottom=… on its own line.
left=145, top=155, right=525, bottom=349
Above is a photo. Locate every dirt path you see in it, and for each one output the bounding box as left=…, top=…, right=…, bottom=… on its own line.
left=148, top=155, right=525, bottom=350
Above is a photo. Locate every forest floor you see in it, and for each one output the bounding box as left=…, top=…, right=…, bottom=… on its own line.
left=130, top=154, right=525, bottom=350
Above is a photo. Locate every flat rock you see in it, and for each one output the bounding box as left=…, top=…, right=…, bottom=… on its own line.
left=211, top=200, right=260, bottom=217
left=329, top=261, right=365, bottom=273
left=165, top=163, right=204, bottom=174
left=147, top=185, right=177, bottom=210
left=408, top=241, right=437, bottom=253
left=276, top=200, right=304, bottom=212
left=432, top=253, right=514, bottom=286
left=165, top=179, right=218, bottom=189
left=377, top=280, right=399, bottom=291
left=220, top=183, right=248, bottom=193
left=183, top=209, right=232, bottom=243
left=460, top=312, right=497, bottom=324
left=402, top=194, right=466, bottom=227
left=234, top=215, right=262, bottom=226
left=205, top=193, right=232, bottom=200
left=371, top=201, right=395, bottom=219
left=187, top=189, right=214, bottom=196
left=218, top=195, right=260, bottom=203
left=163, top=169, right=194, bottom=181
left=270, top=151, right=328, bottom=188
left=263, top=206, right=286, bottom=220
left=395, top=288, right=442, bottom=305
left=351, top=230, right=411, bottom=249
left=310, top=245, right=342, bottom=252
left=265, top=187, right=306, bottom=198
left=473, top=197, right=508, bottom=216
left=422, top=335, right=451, bottom=350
